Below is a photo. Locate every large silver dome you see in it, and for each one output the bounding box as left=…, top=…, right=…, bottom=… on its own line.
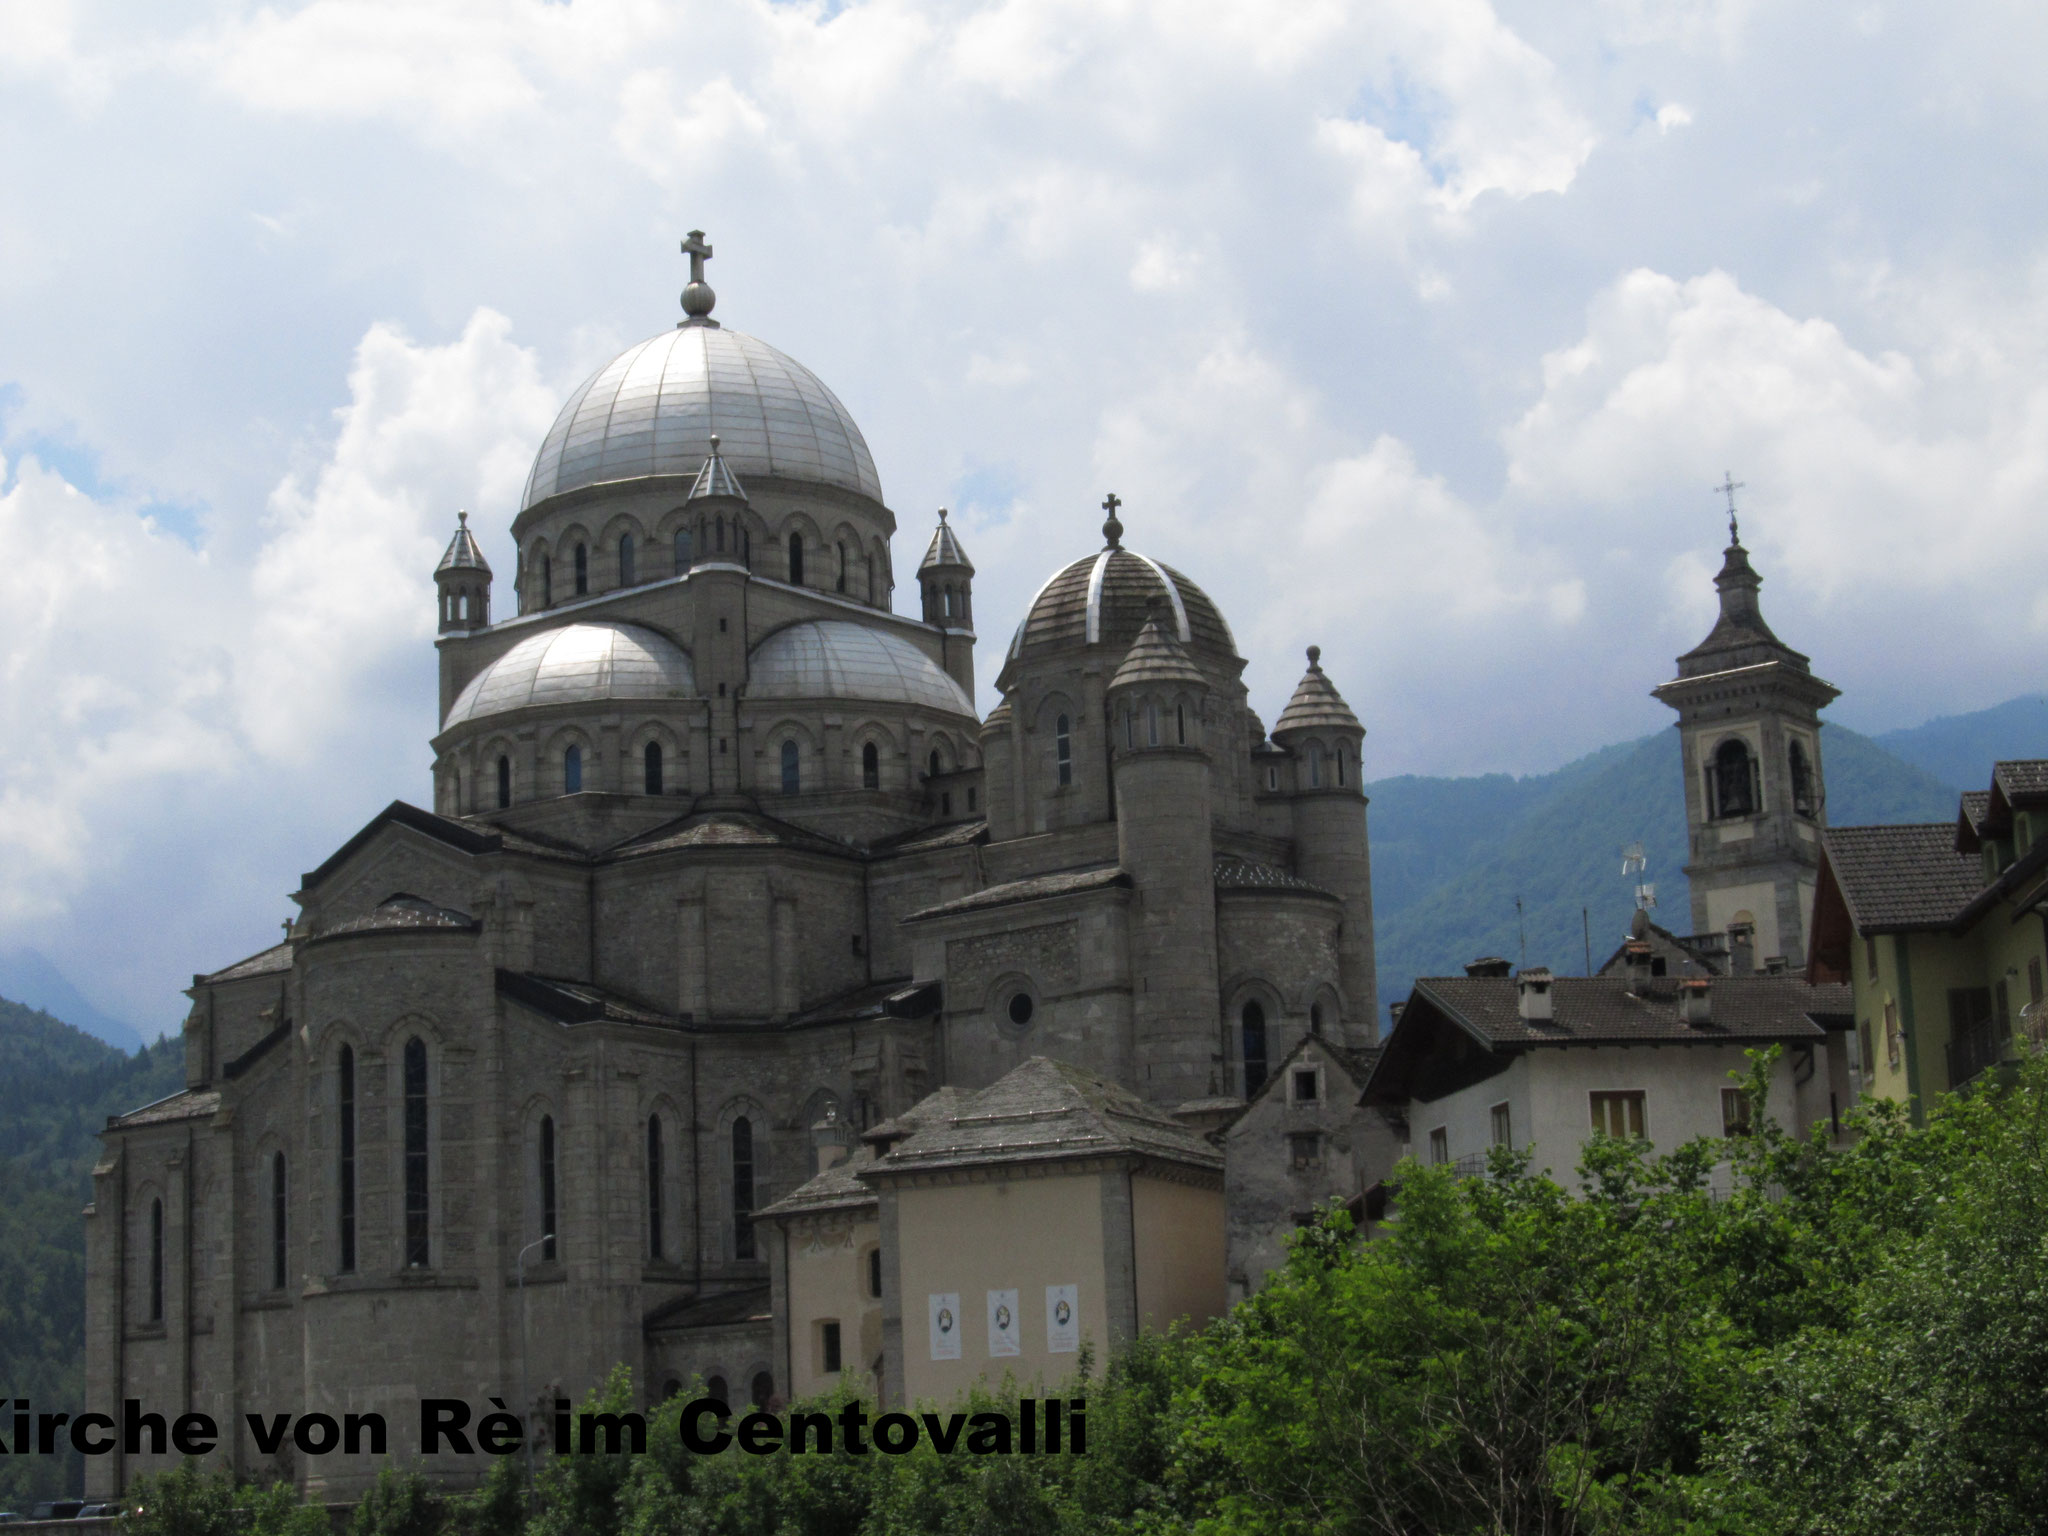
left=444, top=622, right=696, bottom=729
left=522, top=325, right=882, bottom=510
left=749, top=622, right=973, bottom=716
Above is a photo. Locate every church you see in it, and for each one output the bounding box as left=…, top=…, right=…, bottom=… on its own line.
left=81, top=236, right=1380, bottom=1500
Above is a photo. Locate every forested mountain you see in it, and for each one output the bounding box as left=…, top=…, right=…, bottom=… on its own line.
left=0, top=1000, right=181, bottom=1509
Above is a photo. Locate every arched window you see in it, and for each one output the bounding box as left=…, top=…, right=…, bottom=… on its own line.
left=539, top=1114, right=557, bottom=1262
left=644, top=740, right=663, bottom=796
left=541, top=555, right=552, bottom=607
left=789, top=533, right=805, bottom=586
left=564, top=744, right=582, bottom=795
left=1309, top=745, right=1324, bottom=788
left=619, top=532, right=636, bottom=586
left=837, top=542, right=847, bottom=593
left=1789, top=740, right=1815, bottom=817
left=1310, top=1002, right=1324, bottom=1035
left=732, top=1117, right=756, bottom=1260
left=337, top=1045, right=357, bottom=1272
left=271, top=1151, right=288, bottom=1291
left=866, top=560, right=875, bottom=604
left=573, top=543, right=588, bottom=596
left=457, top=592, right=468, bottom=621
left=929, top=749, right=941, bottom=780
left=1056, top=715, right=1072, bottom=786
left=403, top=1037, right=429, bottom=1268
left=496, top=755, right=511, bottom=809
left=148, top=1196, right=165, bottom=1323
left=1176, top=704, right=1186, bottom=745
left=647, top=1116, right=665, bottom=1261
left=781, top=739, right=800, bottom=796
left=1146, top=702, right=1160, bottom=747
left=862, top=742, right=879, bottom=790
left=675, top=527, right=693, bottom=573
left=751, top=1371, right=774, bottom=1409
left=1336, top=750, right=1346, bottom=787
left=1712, top=739, right=1757, bottom=819
left=708, top=1375, right=729, bottom=1407
left=1241, top=1000, right=1269, bottom=1097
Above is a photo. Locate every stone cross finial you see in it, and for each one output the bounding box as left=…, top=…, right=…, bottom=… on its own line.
left=1101, top=491, right=1123, bottom=548
left=1715, top=471, right=1746, bottom=545
left=680, top=230, right=717, bottom=323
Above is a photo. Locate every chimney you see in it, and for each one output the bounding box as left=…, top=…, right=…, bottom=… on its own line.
left=812, top=1104, right=852, bottom=1170
left=1465, top=956, right=1512, bottom=978
left=1388, top=1000, right=1406, bottom=1029
left=1622, top=939, right=1654, bottom=994
left=1728, top=924, right=1755, bottom=977
left=1678, top=977, right=1712, bottom=1025
left=1763, top=955, right=1788, bottom=976
left=1515, top=967, right=1555, bottom=1022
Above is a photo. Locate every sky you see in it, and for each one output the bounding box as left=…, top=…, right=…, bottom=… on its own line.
left=4, top=0, right=2048, bottom=1036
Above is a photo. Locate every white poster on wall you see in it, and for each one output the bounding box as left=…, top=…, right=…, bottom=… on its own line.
left=929, top=1293, right=962, bottom=1360
left=988, top=1289, right=1021, bottom=1357
left=1046, top=1284, right=1079, bottom=1353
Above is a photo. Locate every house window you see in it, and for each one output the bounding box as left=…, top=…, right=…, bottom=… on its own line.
left=1056, top=715, right=1072, bottom=786
left=563, top=744, right=582, bottom=795
left=1589, top=1091, right=1646, bottom=1139
left=1427, top=1128, right=1448, bottom=1165
left=1721, top=1088, right=1751, bottom=1136
left=789, top=533, right=805, bottom=586
left=647, top=1116, right=664, bottom=1261
left=1885, top=1000, right=1901, bottom=1069
left=1858, top=1018, right=1875, bottom=1083
left=1241, top=1000, right=1268, bottom=1096
left=732, top=1117, right=756, bottom=1260
left=1710, top=738, right=1757, bottom=818
left=1289, top=1132, right=1321, bottom=1169
left=820, top=1320, right=843, bottom=1374
left=338, top=1045, right=357, bottom=1272
left=403, top=1037, right=429, bottom=1268
left=1490, top=1102, right=1512, bottom=1148
left=619, top=532, right=636, bottom=586
left=862, top=742, right=879, bottom=790
left=1864, top=933, right=1878, bottom=977
left=781, top=740, right=800, bottom=795
left=148, top=1196, right=165, bottom=1323
left=1788, top=739, right=1815, bottom=816
left=497, top=755, right=511, bottom=809
left=868, top=1246, right=883, bottom=1299
left=1292, top=1068, right=1318, bottom=1103
left=644, top=741, right=663, bottom=795
left=675, top=527, right=693, bottom=572
left=574, top=543, right=588, bottom=595
left=271, top=1152, right=288, bottom=1291
left=538, top=1114, right=557, bottom=1262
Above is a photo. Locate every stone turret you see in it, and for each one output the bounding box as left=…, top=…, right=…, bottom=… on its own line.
left=1108, top=601, right=1218, bottom=1104
left=687, top=436, right=751, bottom=798
left=918, top=508, right=976, bottom=698
left=434, top=511, right=491, bottom=634
left=1271, top=646, right=1378, bottom=1041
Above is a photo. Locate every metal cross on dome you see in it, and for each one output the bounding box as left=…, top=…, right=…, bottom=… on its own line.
left=682, top=230, right=713, bottom=282
left=1101, top=491, right=1124, bottom=548
left=1715, top=471, right=1746, bottom=544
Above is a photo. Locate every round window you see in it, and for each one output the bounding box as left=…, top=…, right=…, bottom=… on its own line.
left=1007, top=992, right=1035, bottom=1026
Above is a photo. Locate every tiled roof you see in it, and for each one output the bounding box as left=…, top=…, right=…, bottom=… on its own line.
left=643, top=1284, right=773, bottom=1334
left=498, top=972, right=679, bottom=1028
left=1409, top=974, right=1845, bottom=1048
left=109, top=1088, right=221, bottom=1130
left=1214, top=856, right=1334, bottom=897
left=196, top=942, right=293, bottom=986
left=757, top=1147, right=881, bottom=1218
left=1994, top=760, right=2048, bottom=802
left=1008, top=547, right=1237, bottom=661
left=1960, top=790, right=1992, bottom=834
left=1273, top=648, right=1361, bottom=736
left=865, top=1057, right=1222, bottom=1178
left=1822, top=824, right=1985, bottom=933
left=613, top=810, right=854, bottom=860
left=1108, top=608, right=1207, bottom=692
left=904, top=866, right=1130, bottom=922
left=315, top=895, right=479, bottom=941
left=303, top=801, right=587, bottom=889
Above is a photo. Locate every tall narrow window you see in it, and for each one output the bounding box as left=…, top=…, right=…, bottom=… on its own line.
left=789, top=533, right=805, bottom=586
left=403, top=1037, right=429, bottom=1268
left=732, top=1117, right=756, bottom=1260
left=837, top=542, right=847, bottom=593
left=647, top=1116, right=665, bottom=1261
left=1056, top=715, right=1072, bottom=786
left=497, top=755, right=511, bottom=809
left=1176, top=704, right=1186, bottom=744
left=1713, top=739, right=1756, bottom=818
left=645, top=741, right=663, bottom=795
left=541, top=554, right=552, bottom=608
left=1125, top=710, right=1136, bottom=750
left=743, top=528, right=751, bottom=565
left=574, top=543, right=588, bottom=595
left=148, top=1196, right=165, bottom=1323
left=539, top=1114, right=557, bottom=1262
left=338, top=1045, right=357, bottom=1272
left=271, top=1152, right=288, bottom=1291
left=1146, top=702, right=1159, bottom=747
left=619, top=532, right=636, bottom=586
left=929, top=749, right=941, bottom=779
left=1242, top=1001, right=1268, bottom=1097
left=675, top=527, right=693, bottom=573
left=862, top=742, right=879, bottom=790
left=716, top=516, right=726, bottom=553
left=1789, top=740, right=1815, bottom=816
left=781, top=739, right=800, bottom=795
left=1309, top=745, right=1324, bottom=788
left=564, top=744, right=582, bottom=795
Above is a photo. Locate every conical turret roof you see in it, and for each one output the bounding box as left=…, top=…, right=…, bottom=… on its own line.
left=920, top=508, right=973, bottom=574
left=1274, top=647, right=1361, bottom=735
left=1109, top=602, right=1207, bottom=692
left=436, top=511, right=490, bottom=575
left=686, top=434, right=748, bottom=503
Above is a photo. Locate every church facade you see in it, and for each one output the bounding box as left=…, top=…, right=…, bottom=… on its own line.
left=82, top=240, right=1379, bottom=1500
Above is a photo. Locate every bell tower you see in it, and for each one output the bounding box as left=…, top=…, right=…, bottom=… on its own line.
left=917, top=507, right=976, bottom=699
left=434, top=510, right=491, bottom=633
left=1652, top=479, right=1838, bottom=970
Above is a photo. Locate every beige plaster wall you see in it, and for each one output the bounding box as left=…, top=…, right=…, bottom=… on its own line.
left=783, top=1213, right=882, bottom=1401
left=1130, top=1175, right=1225, bottom=1333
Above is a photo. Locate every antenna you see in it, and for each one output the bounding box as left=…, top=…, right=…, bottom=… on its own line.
left=1620, top=840, right=1655, bottom=911
left=1635, top=881, right=1658, bottom=911
left=1583, top=907, right=1592, bottom=977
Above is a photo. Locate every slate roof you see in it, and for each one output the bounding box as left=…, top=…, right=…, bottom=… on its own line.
left=435, top=511, right=490, bottom=574
left=644, top=1284, right=772, bottom=1334
left=1009, top=547, right=1237, bottom=661
left=918, top=510, right=973, bottom=574
left=314, top=895, right=480, bottom=941
left=1273, top=648, right=1361, bottom=736
left=1409, top=974, right=1846, bottom=1048
left=303, top=801, right=588, bottom=888
left=903, top=866, right=1131, bottom=922
left=1214, top=856, right=1334, bottom=897
left=108, top=1088, right=222, bottom=1130
left=863, top=1057, right=1222, bottom=1178
left=872, top=819, right=988, bottom=855
left=196, top=942, right=294, bottom=986
left=1108, top=608, right=1207, bottom=691
left=612, top=809, right=854, bottom=861
left=756, top=1147, right=882, bottom=1218
left=787, top=978, right=941, bottom=1027
left=1821, top=824, right=1985, bottom=933
left=498, top=972, right=680, bottom=1028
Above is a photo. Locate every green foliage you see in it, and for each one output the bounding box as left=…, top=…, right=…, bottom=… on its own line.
left=350, top=1466, right=448, bottom=1536
left=126, top=1462, right=325, bottom=1536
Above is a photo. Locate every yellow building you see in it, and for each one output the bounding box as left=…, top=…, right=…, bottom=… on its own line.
left=1808, top=761, right=2048, bottom=1123
left=759, top=1057, right=1226, bottom=1408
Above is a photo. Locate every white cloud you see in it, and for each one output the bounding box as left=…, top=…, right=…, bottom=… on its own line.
left=1655, top=102, right=1693, bottom=131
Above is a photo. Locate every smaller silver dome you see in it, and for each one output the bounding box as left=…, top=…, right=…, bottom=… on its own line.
left=749, top=621, right=973, bottom=716
left=444, top=622, right=696, bottom=729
